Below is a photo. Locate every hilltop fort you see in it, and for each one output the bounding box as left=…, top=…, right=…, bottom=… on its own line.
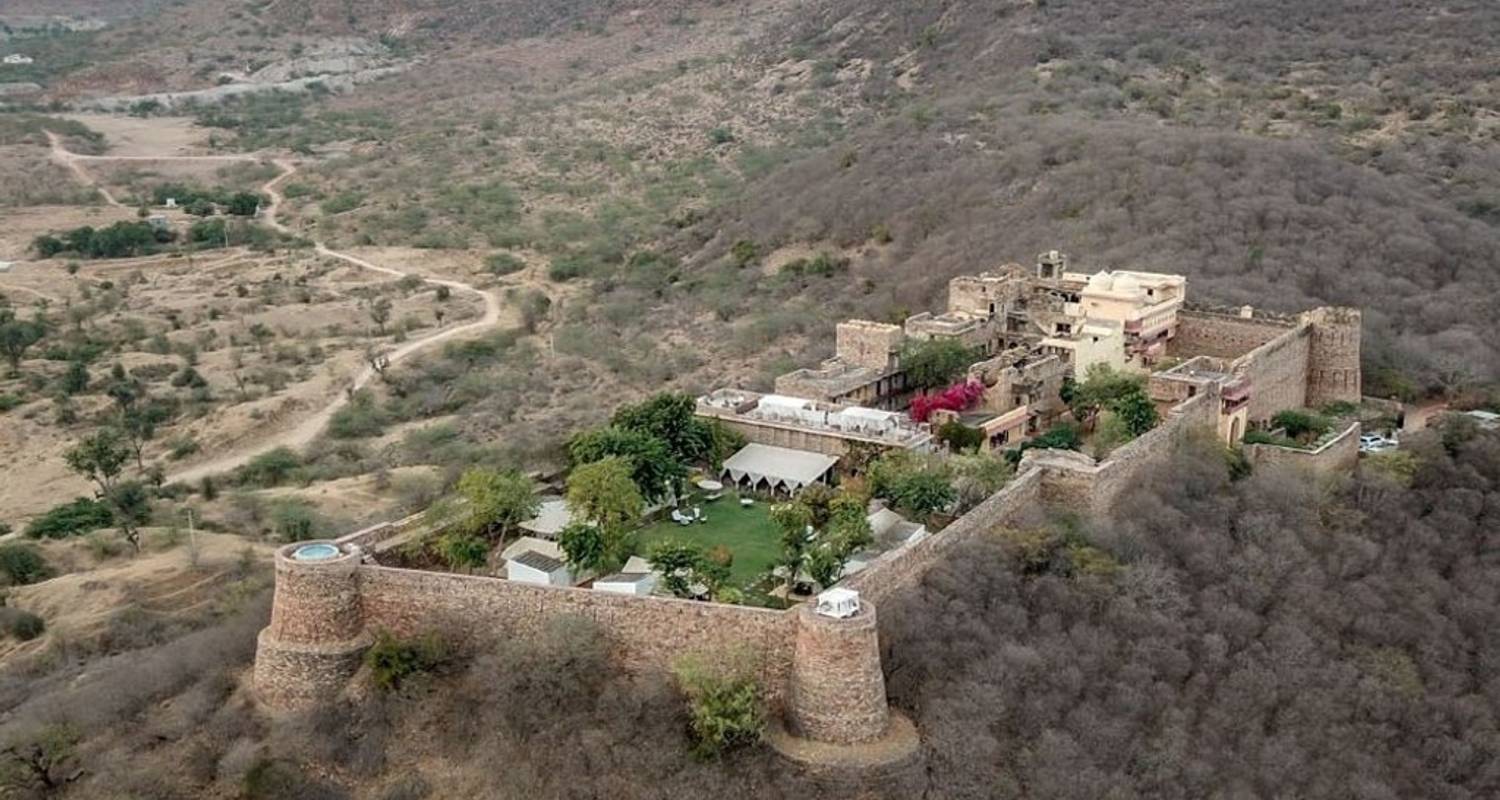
left=254, top=251, right=1362, bottom=783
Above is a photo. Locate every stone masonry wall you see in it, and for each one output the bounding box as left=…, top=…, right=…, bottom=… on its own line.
left=1305, top=307, right=1363, bottom=408
left=357, top=565, right=799, bottom=703
left=718, top=417, right=852, bottom=458
left=255, top=546, right=374, bottom=709
left=1231, top=324, right=1312, bottom=422
left=1245, top=422, right=1360, bottom=477
left=836, top=321, right=904, bottom=371
left=841, top=469, right=1044, bottom=609
left=1173, top=310, right=1296, bottom=360
left=788, top=604, right=889, bottom=744
left=1026, top=390, right=1222, bottom=517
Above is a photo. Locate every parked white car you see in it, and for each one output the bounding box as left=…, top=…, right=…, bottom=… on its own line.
left=1359, top=434, right=1398, bottom=453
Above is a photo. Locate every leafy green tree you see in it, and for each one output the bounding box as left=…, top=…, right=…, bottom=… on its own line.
left=936, top=420, right=985, bottom=452
left=568, top=427, right=685, bottom=502
left=649, top=540, right=731, bottom=599
left=64, top=427, right=152, bottom=551
left=827, top=495, right=874, bottom=554
left=890, top=471, right=956, bottom=518
left=269, top=499, right=320, bottom=542
left=120, top=400, right=171, bottom=469
left=610, top=392, right=714, bottom=464
left=558, top=522, right=609, bottom=575
left=1092, top=411, right=1132, bottom=458
left=103, top=362, right=140, bottom=412
left=951, top=450, right=1014, bottom=510
left=226, top=191, right=263, bottom=216
left=64, top=427, right=129, bottom=497
left=673, top=654, right=766, bottom=761
left=1272, top=409, right=1331, bottom=441
left=106, top=480, right=152, bottom=553
left=1067, top=364, right=1146, bottom=421
left=455, top=466, right=539, bottom=541
left=769, top=501, right=815, bottom=597
left=59, top=360, right=89, bottom=395
left=899, top=337, right=980, bottom=390
left=804, top=545, right=846, bottom=589
left=0, top=308, right=47, bottom=375
left=1115, top=390, right=1160, bottom=437
left=434, top=530, right=489, bottom=573
left=565, top=457, right=644, bottom=535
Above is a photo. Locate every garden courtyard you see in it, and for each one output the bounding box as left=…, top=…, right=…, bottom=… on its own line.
left=636, top=493, right=780, bottom=588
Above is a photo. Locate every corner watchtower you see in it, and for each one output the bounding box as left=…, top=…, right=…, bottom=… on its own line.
left=770, top=590, right=923, bottom=788
left=1303, top=307, right=1362, bottom=408
left=254, top=541, right=373, bottom=710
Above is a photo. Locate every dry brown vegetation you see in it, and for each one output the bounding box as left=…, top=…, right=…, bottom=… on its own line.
left=1, top=1, right=1499, bottom=796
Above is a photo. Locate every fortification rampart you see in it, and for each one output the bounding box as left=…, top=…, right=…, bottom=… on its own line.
left=840, top=469, right=1043, bottom=608
left=1245, top=421, right=1360, bottom=477
left=255, top=313, right=1352, bottom=763
left=1173, top=308, right=1297, bottom=360
left=1230, top=323, right=1312, bottom=421
left=1304, top=307, right=1362, bottom=408
left=356, top=564, right=797, bottom=697
left=1022, top=390, right=1221, bottom=516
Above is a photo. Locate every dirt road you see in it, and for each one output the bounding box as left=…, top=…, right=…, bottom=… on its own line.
left=43, top=136, right=507, bottom=485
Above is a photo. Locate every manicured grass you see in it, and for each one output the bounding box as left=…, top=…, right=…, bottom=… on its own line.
left=636, top=493, right=780, bottom=587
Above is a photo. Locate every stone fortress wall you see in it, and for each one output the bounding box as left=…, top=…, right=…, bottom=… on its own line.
left=255, top=296, right=1364, bottom=773
left=256, top=386, right=1225, bottom=722
left=1244, top=420, right=1362, bottom=477
left=1176, top=305, right=1363, bottom=421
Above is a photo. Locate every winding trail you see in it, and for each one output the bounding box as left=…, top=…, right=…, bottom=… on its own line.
left=41, top=135, right=505, bottom=485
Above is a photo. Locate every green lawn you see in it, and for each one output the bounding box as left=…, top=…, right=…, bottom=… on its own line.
left=636, top=493, right=781, bottom=587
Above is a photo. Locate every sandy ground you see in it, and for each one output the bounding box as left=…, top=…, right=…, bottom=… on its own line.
left=60, top=113, right=219, bottom=157
left=0, top=132, right=518, bottom=514
left=2, top=530, right=275, bottom=663
left=0, top=204, right=140, bottom=262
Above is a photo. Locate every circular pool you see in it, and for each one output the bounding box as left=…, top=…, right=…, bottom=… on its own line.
left=290, top=543, right=341, bottom=562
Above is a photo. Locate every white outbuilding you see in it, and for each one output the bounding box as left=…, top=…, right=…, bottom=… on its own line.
left=505, top=550, right=573, bottom=587
left=594, top=571, right=659, bottom=596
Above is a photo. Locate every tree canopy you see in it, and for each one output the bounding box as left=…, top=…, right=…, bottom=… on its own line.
left=455, top=466, right=539, bottom=539
left=899, top=338, right=982, bottom=390
left=565, top=457, right=645, bottom=534
left=568, top=426, right=685, bottom=502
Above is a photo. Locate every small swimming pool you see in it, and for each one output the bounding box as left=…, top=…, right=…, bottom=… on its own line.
left=290, top=543, right=341, bottom=562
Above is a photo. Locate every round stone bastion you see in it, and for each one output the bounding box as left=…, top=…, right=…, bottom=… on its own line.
left=772, top=600, right=923, bottom=788
left=788, top=600, right=889, bottom=743
left=254, top=541, right=373, bottom=711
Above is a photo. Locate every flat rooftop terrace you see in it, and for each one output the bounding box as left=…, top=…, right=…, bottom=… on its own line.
left=776, top=359, right=890, bottom=397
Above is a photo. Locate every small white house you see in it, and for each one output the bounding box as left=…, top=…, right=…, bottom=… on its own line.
left=505, top=550, right=573, bottom=587
left=594, top=571, right=659, bottom=596
left=815, top=588, right=861, bottom=619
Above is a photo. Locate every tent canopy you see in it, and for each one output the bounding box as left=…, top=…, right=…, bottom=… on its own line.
left=720, top=444, right=838, bottom=494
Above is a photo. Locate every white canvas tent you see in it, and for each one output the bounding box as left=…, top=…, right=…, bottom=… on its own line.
left=720, top=443, right=838, bottom=495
